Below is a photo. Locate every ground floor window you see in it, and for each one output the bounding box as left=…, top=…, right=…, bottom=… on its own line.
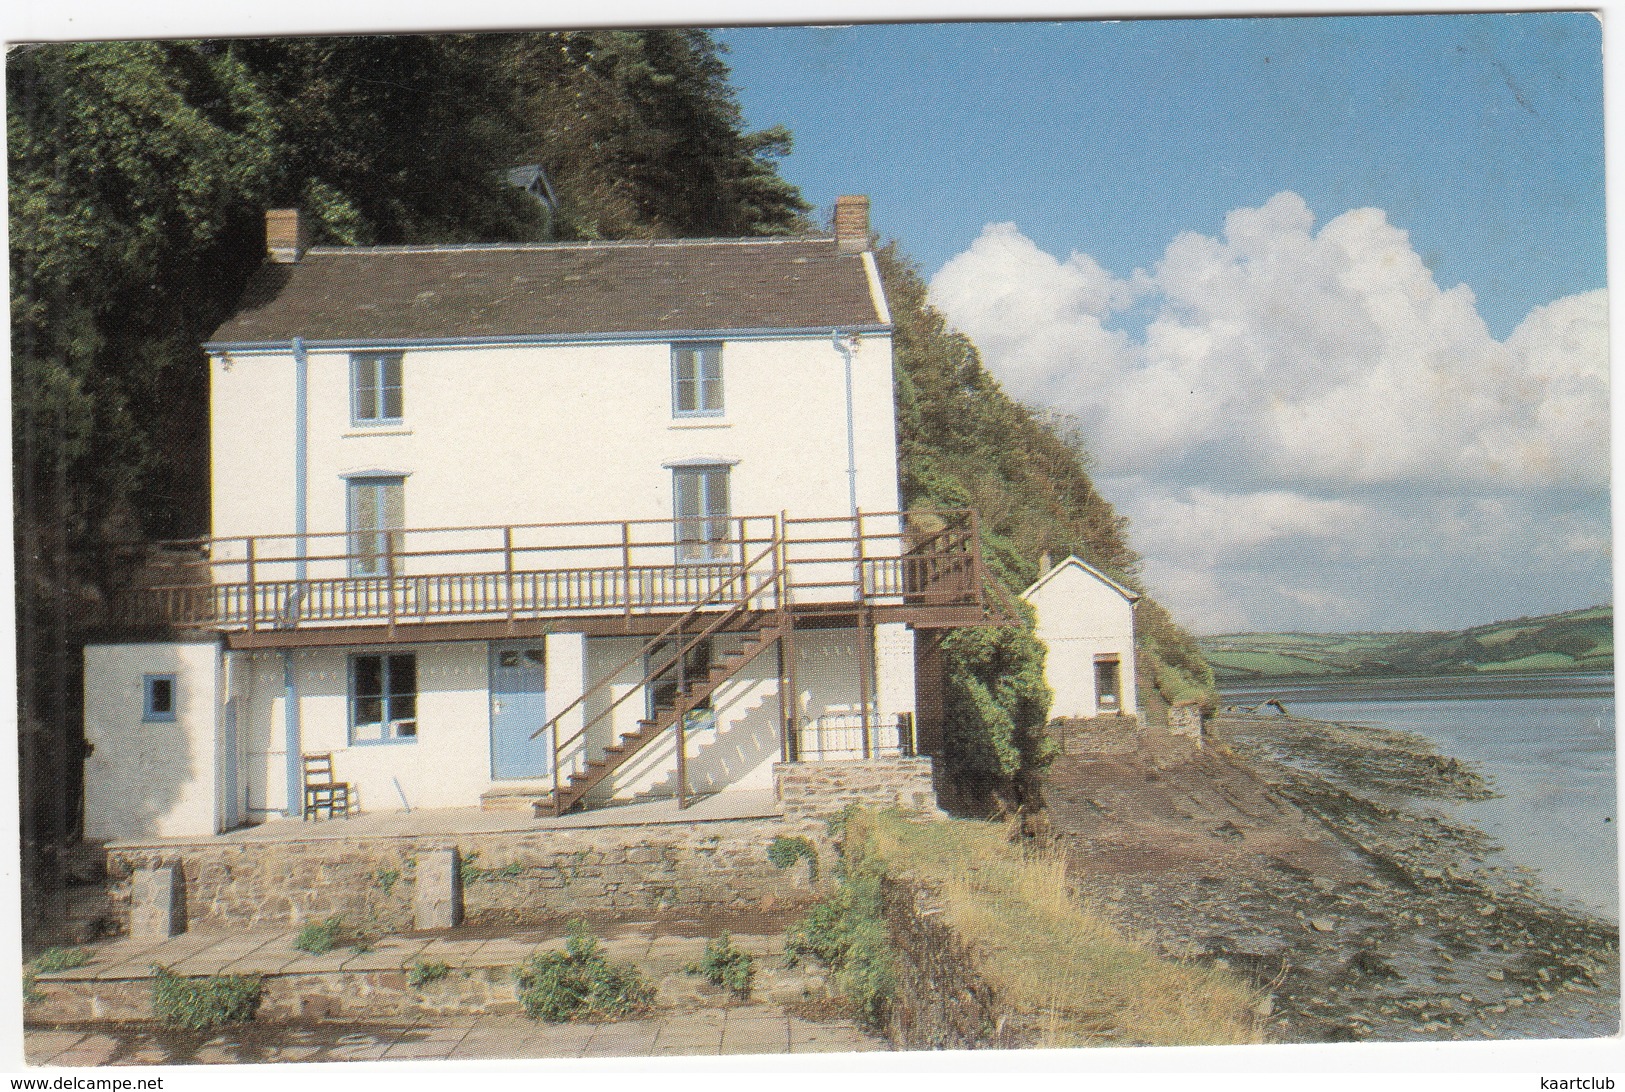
left=1094, top=655, right=1122, bottom=711
left=350, top=653, right=418, bottom=743
left=143, top=674, right=177, bottom=722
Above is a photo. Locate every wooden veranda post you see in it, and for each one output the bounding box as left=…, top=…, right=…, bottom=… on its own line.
left=245, top=537, right=258, bottom=632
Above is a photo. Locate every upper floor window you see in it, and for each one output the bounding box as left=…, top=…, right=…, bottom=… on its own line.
left=673, top=464, right=731, bottom=563
left=351, top=352, right=404, bottom=424
left=672, top=343, right=723, bottom=417
left=348, top=476, right=405, bottom=577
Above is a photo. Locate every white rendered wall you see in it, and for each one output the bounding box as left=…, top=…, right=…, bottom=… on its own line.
left=209, top=334, right=902, bottom=601
left=84, top=642, right=222, bottom=841
left=1025, top=565, right=1139, bottom=718
left=582, top=635, right=783, bottom=803
left=232, top=643, right=490, bottom=818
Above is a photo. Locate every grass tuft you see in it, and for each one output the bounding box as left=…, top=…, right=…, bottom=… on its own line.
left=151, top=965, right=262, bottom=1029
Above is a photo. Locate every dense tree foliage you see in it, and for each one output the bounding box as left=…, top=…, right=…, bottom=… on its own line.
left=8, top=32, right=806, bottom=936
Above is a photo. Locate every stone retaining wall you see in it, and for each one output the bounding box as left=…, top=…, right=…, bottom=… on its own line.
left=106, top=816, right=830, bottom=933
left=773, top=757, right=939, bottom=820
left=882, top=879, right=1016, bottom=1050
left=1047, top=715, right=1142, bottom=756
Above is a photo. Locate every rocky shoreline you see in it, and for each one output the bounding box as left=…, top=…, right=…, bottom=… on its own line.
left=1041, top=712, right=1619, bottom=1043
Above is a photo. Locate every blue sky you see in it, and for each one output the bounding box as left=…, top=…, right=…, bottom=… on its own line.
left=717, top=16, right=1603, bottom=341
left=717, top=15, right=1610, bottom=634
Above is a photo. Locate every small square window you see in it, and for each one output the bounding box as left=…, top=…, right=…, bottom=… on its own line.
left=672, top=343, right=723, bottom=417
left=351, top=352, right=404, bottom=425
left=143, top=674, right=177, bottom=722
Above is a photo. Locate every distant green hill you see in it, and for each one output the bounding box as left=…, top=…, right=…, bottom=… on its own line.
left=1200, top=605, right=1613, bottom=683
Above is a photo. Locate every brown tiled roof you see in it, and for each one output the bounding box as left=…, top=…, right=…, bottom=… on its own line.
left=207, top=236, right=887, bottom=346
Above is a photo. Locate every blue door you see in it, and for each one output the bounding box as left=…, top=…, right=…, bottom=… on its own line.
left=490, top=643, right=551, bottom=779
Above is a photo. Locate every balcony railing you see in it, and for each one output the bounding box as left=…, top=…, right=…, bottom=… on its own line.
left=109, top=509, right=986, bottom=633
left=794, top=713, right=916, bottom=762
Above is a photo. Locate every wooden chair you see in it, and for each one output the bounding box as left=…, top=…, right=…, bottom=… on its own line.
left=301, top=754, right=352, bottom=820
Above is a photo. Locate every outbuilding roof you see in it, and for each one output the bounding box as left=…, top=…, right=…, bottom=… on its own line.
left=206, top=236, right=890, bottom=348
left=1021, top=556, right=1141, bottom=603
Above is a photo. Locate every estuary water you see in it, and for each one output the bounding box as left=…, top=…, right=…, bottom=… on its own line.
left=1220, top=672, right=1618, bottom=919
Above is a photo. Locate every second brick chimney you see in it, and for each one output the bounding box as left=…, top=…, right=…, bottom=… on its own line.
left=266, top=209, right=309, bottom=263
left=834, top=195, right=870, bottom=254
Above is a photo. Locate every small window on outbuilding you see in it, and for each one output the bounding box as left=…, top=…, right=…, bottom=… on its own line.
left=1094, top=656, right=1121, bottom=712
left=143, top=674, right=177, bottom=722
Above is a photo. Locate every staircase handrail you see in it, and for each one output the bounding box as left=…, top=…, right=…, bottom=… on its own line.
left=532, top=534, right=783, bottom=750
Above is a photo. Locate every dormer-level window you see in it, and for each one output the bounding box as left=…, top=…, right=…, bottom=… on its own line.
left=672, top=343, right=723, bottom=417
left=351, top=352, right=404, bottom=424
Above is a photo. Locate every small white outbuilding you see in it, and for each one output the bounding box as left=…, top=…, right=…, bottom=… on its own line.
left=1023, top=556, right=1139, bottom=719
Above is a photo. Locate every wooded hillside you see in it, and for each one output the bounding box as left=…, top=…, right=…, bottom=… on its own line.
left=10, top=31, right=1211, bottom=927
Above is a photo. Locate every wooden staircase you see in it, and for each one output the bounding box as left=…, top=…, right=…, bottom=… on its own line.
left=534, top=621, right=785, bottom=816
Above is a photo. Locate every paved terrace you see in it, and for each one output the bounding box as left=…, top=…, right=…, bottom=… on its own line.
left=26, top=921, right=884, bottom=1064
left=108, top=790, right=783, bottom=848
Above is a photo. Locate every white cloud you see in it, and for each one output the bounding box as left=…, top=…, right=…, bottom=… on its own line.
left=929, top=192, right=1610, bottom=491
left=929, top=195, right=1611, bottom=632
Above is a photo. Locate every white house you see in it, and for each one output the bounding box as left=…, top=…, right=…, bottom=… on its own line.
left=83, top=198, right=1000, bottom=840
left=1023, top=556, right=1140, bottom=720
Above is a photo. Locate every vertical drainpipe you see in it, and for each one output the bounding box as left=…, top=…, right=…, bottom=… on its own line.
left=834, top=331, right=860, bottom=528
left=284, top=336, right=310, bottom=816
left=834, top=330, right=874, bottom=729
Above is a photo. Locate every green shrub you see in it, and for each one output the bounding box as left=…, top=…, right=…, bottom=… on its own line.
left=151, top=966, right=262, bottom=1029
left=688, top=934, right=755, bottom=997
left=375, top=868, right=401, bottom=896
left=32, top=948, right=93, bottom=974
left=785, top=831, right=896, bottom=1026
left=293, top=916, right=343, bottom=955
left=407, top=959, right=450, bottom=989
left=767, top=835, right=819, bottom=880
left=515, top=921, right=654, bottom=1022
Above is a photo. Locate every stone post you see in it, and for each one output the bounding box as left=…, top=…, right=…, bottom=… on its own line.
left=414, top=848, right=463, bottom=929
left=130, top=866, right=186, bottom=941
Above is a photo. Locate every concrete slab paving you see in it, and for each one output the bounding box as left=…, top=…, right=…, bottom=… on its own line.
left=720, top=1019, right=791, bottom=1055
left=582, top=1018, right=662, bottom=1057
left=49, top=1035, right=120, bottom=1066
left=341, top=943, right=433, bottom=973
left=23, top=1030, right=85, bottom=1065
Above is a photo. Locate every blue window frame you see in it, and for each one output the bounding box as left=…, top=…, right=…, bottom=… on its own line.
left=671, top=343, right=723, bottom=417
left=347, top=476, right=405, bottom=577
left=673, top=465, right=731, bottom=563
left=143, top=674, right=177, bottom=722
left=351, top=352, right=404, bottom=425
left=349, top=653, right=418, bottom=744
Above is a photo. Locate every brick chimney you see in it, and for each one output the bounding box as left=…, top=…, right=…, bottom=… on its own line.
left=266, top=209, right=309, bottom=263
left=834, top=195, right=870, bottom=254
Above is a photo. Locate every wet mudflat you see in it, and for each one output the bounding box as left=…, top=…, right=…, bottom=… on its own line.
left=1043, top=713, right=1619, bottom=1043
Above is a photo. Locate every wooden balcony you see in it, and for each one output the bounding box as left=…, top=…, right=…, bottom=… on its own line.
left=108, top=509, right=1003, bottom=645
